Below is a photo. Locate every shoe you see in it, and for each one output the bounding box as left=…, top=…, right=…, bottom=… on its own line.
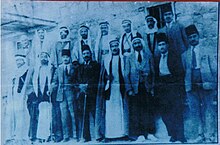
left=62, top=137, right=70, bottom=142
left=147, top=134, right=158, bottom=142
left=178, top=138, right=187, bottom=143
left=169, top=136, right=176, bottom=142
left=136, top=135, right=146, bottom=142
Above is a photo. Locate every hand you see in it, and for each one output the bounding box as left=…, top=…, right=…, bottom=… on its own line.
left=127, top=90, right=135, bottom=96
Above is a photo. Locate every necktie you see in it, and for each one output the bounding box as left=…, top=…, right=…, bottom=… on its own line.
left=65, top=66, right=68, bottom=76
left=138, top=51, right=142, bottom=63
left=192, top=47, right=197, bottom=69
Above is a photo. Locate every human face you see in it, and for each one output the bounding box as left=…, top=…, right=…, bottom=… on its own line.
left=40, top=53, right=49, bottom=65
left=163, top=11, right=173, bottom=24
left=100, top=24, right=109, bottom=36
left=110, top=41, right=120, bottom=55
left=80, top=27, right=88, bottom=39
left=132, top=39, right=143, bottom=51
left=37, top=29, right=45, bottom=40
left=20, top=35, right=29, bottom=48
left=82, top=50, right=92, bottom=62
left=188, top=33, right=199, bottom=47
left=60, top=29, right=68, bottom=39
left=122, top=23, right=131, bottom=33
left=16, top=58, right=25, bottom=68
left=146, top=18, right=155, bottom=29
left=62, top=55, right=70, bottom=64
left=158, top=41, right=168, bottom=54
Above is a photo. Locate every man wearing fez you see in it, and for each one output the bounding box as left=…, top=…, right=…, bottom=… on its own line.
left=182, top=25, right=217, bottom=143
left=95, top=21, right=111, bottom=64
left=120, top=20, right=142, bottom=58
left=51, top=49, right=78, bottom=142
left=73, top=24, right=95, bottom=64
left=76, top=45, right=100, bottom=142
left=143, top=15, right=159, bottom=56
left=95, top=37, right=129, bottom=142
left=154, top=33, right=186, bottom=143
left=51, top=26, right=74, bottom=67
left=124, top=36, right=157, bottom=142
left=158, top=5, right=188, bottom=55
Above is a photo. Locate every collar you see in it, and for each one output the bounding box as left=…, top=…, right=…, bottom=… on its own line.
left=166, top=21, right=174, bottom=28
left=126, top=32, right=132, bottom=37
left=84, top=60, right=91, bottom=65
left=161, top=51, right=168, bottom=58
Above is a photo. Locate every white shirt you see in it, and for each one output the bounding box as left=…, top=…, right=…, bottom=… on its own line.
left=191, top=45, right=200, bottom=69
left=159, top=52, right=171, bottom=76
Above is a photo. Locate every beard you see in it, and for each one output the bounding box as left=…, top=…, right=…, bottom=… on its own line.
left=41, top=60, right=48, bottom=65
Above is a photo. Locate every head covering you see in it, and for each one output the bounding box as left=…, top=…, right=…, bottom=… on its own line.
left=157, top=33, right=168, bottom=43
left=80, top=23, right=90, bottom=30
left=109, top=36, right=120, bottom=45
left=145, top=15, right=155, bottom=21
left=40, top=51, right=50, bottom=58
left=131, top=34, right=143, bottom=42
left=15, top=54, right=26, bottom=59
left=145, top=15, right=158, bottom=34
left=122, top=19, right=132, bottom=25
left=185, top=24, right=199, bottom=36
left=99, top=21, right=109, bottom=26
left=60, top=26, right=69, bottom=34
left=61, top=49, right=71, bottom=56
left=82, top=45, right=91, bottom=52
left=162, top=5, right=173, bottom=14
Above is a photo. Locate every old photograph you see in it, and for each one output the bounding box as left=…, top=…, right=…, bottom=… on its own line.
left=1, top=1, right=219, bottom=145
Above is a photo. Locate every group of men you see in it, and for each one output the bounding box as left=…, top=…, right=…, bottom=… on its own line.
left=5, top=4, right=217, bottom=144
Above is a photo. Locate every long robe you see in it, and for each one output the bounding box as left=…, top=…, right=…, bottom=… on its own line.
left=95, top=55, right=129, bottom=140
left=5, top=66, right=30, bottom=141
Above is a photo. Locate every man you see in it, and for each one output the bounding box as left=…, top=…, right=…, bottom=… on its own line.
left=32, top=28, right=51, bottom=66
left=73, top=24, right=95, bottom=64
left=28, top=51, right=53, bottom=142
left=51, top=49, right=78, bottom=142
left=143, top=15, right=158, bottom=56
left=19, top=34, right=33, bottom=66
left=51, top=26, right=74, bottom=67
left=76, top=45, right=100, bottom=142
left=154, top=33, right=186, bottom=143
left=5, top=54, right=31, bottom=143
left=95, top=37, right=129, bottom=142
left=182, top=25, right=217, bottom=143
left=120, top=20, right=142, bottom=58
left=94, top=21, right=111, bottom=64
left=124, top=36, right=157, bottom=142
left=158, top=5, right=188, bottom=55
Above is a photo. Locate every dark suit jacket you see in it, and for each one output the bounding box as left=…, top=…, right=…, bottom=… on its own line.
left=76, top=61, right=100, bottom=98
left=52, top=64, right=77, bottom=102
left=154, top=49, right=185, bottom=84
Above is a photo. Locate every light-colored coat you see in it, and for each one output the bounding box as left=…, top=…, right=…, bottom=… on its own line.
left=182, top=46, right=217, bottom=92
left=124, top=51, right=155, bottom=94
left=51, top=64, right=77, bottom=102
